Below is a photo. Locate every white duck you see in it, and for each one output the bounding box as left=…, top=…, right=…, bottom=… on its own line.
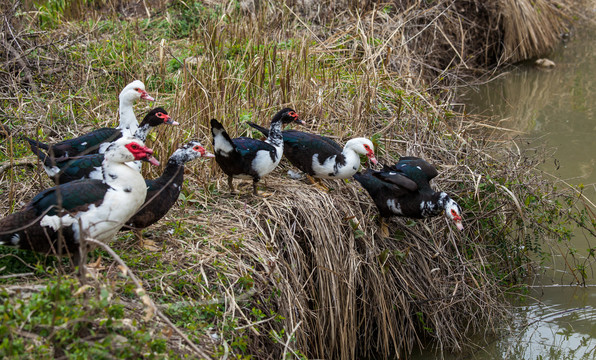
left=0, top=137, right=160, bottom=260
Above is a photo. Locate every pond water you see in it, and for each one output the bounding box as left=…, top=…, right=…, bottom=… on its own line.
left=448, top=21, right=596, bottom=360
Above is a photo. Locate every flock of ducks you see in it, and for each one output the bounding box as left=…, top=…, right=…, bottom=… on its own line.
left=0, top=80, right=463, bottom=261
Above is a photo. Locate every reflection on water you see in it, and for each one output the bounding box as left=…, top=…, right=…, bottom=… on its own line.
left=453, top=22, right=596, bottom=360
left=472, top=287, right=596, bottom=360
left=460, top=34, right=596, bottom=187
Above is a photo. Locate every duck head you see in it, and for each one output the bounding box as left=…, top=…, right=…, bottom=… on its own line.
left=105, top=137, right=160, bottom=166
left=119, top=80, right=154, bottom=104
left=444, top=197, right=464, bottom=231
left=273, top=108, right=305, bottom=126
left=142, top=107, right=179, bottom=126
left=171, top=141, right=215, bottom=164
left=346, top=138, right=378, bottom=165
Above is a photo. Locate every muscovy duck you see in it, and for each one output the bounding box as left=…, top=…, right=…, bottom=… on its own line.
left=123, top=141, right=214, bottom=238
left=0, top=137, right=160, bottom=260
left=247, top=123, right=377, bottom=182
left=353, top=156, right=463, bottom=235
left=30, top=108, right=176, bottom=183
left=22, top=80, right=154, bottom=159
left=211, top=108, right=304, bottom=196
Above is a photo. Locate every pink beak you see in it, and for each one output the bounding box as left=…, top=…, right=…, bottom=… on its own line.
left=140, top=90, right=155, bottom=101
left=145, top=155, right=160, bottom=166
left=141, top=146, right=160, bottom=166
left=455, top=220, right=464, bottom=231
left=196, top=146, right=215, bottom=158
left=368, top=155, right=378, bottom=165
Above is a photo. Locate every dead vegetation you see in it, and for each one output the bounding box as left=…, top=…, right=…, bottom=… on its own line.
left=0, top=0, right=590, bottom=359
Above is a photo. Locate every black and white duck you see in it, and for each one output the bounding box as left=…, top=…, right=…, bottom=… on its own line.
left=30, top=108, right=176, bottom=183
left=211, top=108, right=304, bottom=196
left=247, top=123, right=377, bottom=183
left=0, top=137, right=160, bottom=260
left=353, top=156, right=463, bottom=235
left=22, top=80, right=155, bottom=159
left=124, top=141, right=214, bottom=239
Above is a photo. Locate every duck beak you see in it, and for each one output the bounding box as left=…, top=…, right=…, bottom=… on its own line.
left=165, top=115, right=179, bottom=126
left=140, top=90, right=155, bottom=101
left=295, top=118, right=306, bottom=126
left=368, top=154, right=378, bottom=166
left=454, top=220, right=464, bottom=231
left=144, top=154, right=160, bottom=166
left=140, top=147, right=159, bottom=166
left=196, top=145, right=215, bottom=158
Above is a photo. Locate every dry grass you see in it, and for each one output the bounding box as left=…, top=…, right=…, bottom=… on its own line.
left=0, top=0, right=590, bottom=359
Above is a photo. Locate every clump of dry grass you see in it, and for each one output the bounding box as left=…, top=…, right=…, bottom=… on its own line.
left=0, top=0, right=589, bottom=359
left=287, top=0, right=574, bottom=86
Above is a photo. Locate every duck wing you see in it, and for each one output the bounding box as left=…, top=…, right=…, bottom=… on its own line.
left=280, top=131, right=344, bottom=174
left=23, top=128, right=121, bottom=158
left=372, top=169, right=419, bottom=192
left=53, top=154, right=105, bottom=184
left=232, top=137, right=277, bottom=157
left=31, top=180, right=111, bottom=216
left=354, top=169, right=412, bottom=198
left=394, top=157, right=439, bottom=182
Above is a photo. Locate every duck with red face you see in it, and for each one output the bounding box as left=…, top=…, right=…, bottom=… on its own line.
left=124, top=141, right=214, bottom=235
left=353, top=156, right=463, bottom=235
left=247, top=122, right=377, bottom=185
left=0, top=137, right=160, bottom=259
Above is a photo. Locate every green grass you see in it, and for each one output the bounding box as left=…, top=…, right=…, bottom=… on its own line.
left=0, top=0, right=593, bottom=359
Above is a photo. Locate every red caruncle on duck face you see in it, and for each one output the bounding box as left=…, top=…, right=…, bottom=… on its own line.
left=193, top=144, right=206, bottom=156
left=191, top=144, right=215, bottom=158
left=362, top=143, right=378, bottom=165
left=125, top=142, right=160, bottom=166
left=156, top=112, right=168, bottom=122
left=135, top=87, right=155, bottom=101
left=288, top=110, right=305, bottom=125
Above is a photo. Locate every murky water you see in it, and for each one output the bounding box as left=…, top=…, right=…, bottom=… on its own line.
left=451, top=22, right=596, bottom=360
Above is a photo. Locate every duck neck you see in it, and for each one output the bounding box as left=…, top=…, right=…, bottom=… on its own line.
left=160, top=158, right=185, bottom=182
left=102, top=158, right=144, bottom=191
left=118, top=99, right=138, bottom=135
left=420, top=191, right=449, bottom=218
left=266, top=119, right=283, bottom=148
left=341, top=146, right=361, bottom=169
left=133, top=122, right=151, bottom=141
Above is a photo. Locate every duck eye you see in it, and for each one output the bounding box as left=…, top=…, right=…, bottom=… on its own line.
left=193, top=146, right=200, bottom=150
left=131, top=144, right=138, bottom=149
left=451, top=209, right=457, bottom=216
left=134, top=88, right=139, bottom=91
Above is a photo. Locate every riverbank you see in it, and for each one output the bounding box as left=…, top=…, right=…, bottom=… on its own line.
left=0, top=1, right=591, bottom=358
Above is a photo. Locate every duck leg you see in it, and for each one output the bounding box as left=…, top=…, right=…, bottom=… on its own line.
left=306, top=175, right=329, bottom=191
left=134, top=228, right=144, bottom=244
left=379, top=217, right=390, bottom=238
left=135, top=228, right=159, bottom=251
left=254, top=178, right=273, bottom=197
left=228, top=175, right=238, bottom=194
left=252, top=180, right=260, bottom=196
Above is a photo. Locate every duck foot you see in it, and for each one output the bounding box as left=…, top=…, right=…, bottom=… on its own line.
left=257, top=191, right=274, bottom=198
left=253, top=181, right=274, bottom=197
left=134, top=229, right=159, bottom=252
left=379, top=218, right=390, bottom=238
left=306, top=175, right=329, bottom=191
left=228, top=176, right=239, bottom=195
